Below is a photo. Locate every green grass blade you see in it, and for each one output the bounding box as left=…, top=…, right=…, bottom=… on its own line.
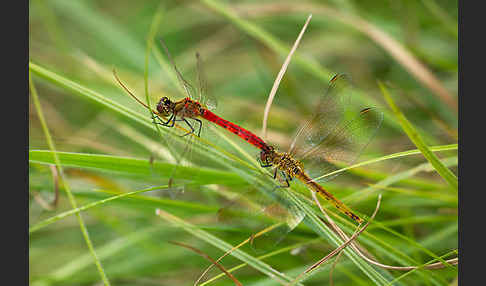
left=348, top=156, right=457, bottom=203
left=384, top=249, right=458, bottom=286
left=421, top=0, right=458, bottom=38
left=47, top=0, right=146, bottom=72
left=29, top=150, right=247, bottom=186
left=144, top=7, right=164, bottom=137
left=315, top=144, right=457, bottom=181
left=379, top=82, right=458, bottom=191
left=29, top=185, right=223, bottom=235
left=201, top=0, right=331, bottom=81
left=31, top=225, right=161, bottom=286
left=30, top=71, right=111, bottom=286
left=29, top=185, right=166, bottom=234
left=200, top=238, right=323, bottom=285
left=156, top=207, right=304, bottom=285
left=29, top=62, right=150, bottom=128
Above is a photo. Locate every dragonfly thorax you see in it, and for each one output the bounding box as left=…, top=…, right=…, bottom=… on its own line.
left=268, top=152, right=304, bottom=178
left=174, top=98, right=204, bottom=118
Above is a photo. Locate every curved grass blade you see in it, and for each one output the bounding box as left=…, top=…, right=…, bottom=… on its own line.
left=30, top=71, right=111, bottom=286
left=29, top=62, right=151, bottom=129
left=379, top=82, right=458, bottom=192
left=169, top=241, right=243, bottom=286
left=144, top=7, right=164, bottom=138
left=347, top=156, right=457, bottom=204
left=29, top=150, right=247, bottom=187
left=383, top=249, right=458, bottom=286
left=314, top=143, right=457, bottom=182
left=227, top=1, right=457, bottom=113
left=29, top=185, right=166, bottom=234
left=47, top=0, right=147, bottom=72
left=31, top=225, right=161, bottom=286
left=156, top=208, right=304, bottom=286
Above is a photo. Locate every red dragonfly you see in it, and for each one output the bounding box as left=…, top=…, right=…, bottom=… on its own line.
left=113, top=40, right=269, bottom=152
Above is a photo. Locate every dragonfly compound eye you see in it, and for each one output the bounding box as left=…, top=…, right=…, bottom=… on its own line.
left=259, top=150, right=267, bottom=163
left=260, top=150, right=272, bottom=165
left=157, top=97, right=172, bottom=115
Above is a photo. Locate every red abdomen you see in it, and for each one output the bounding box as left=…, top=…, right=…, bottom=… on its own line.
left=201, top=109, right=270, bottom=151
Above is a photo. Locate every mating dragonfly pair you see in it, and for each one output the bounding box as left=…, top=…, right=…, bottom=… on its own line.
left=114, top=41, right=383, bottom=225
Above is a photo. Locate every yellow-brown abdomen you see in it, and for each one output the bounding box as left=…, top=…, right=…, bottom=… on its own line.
left=296, top=172, right=363, bottom=224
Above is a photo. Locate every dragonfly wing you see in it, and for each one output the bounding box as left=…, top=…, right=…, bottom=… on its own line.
left=216, top=168, right=306, bottom=252
left=160, top=39, right=198, bottom=100
left=284, top=202, right=306, bottom=231
left=195, top=52, right=218, bottom=111
left=153, top=111, right=214, bottom=197
left=289, top=74, right=383, bottom=183
left=301, top=107, right=383, bottom=183
left=289, top=74, right=351, bottom=158
left=157, top=126, right=196, bottom=197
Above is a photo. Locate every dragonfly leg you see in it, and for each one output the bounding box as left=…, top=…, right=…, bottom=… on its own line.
left=167, top=113, right=177, bottom=127
left=152, top=113, right=174, bottom=127
left=150, top=113, right=158, bottom=124
left=193, top=118, right=203, bottom=137
left=272, top=170, right=291, bottom=189
left=154, top=111, right=178, bottom=127
left=279, top=171, right=291, bottom=188
left=180, top=118, right=195, bottom=137
left=258, top=157, right=273, bottom=168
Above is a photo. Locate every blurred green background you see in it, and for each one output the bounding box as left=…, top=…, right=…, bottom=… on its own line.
left=29, top=0, right=458, bottom=285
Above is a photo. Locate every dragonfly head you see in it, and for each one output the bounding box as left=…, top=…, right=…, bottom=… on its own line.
left=157, top=97, right=174, bottom=116
left=260, top=145, right=276, bottom=165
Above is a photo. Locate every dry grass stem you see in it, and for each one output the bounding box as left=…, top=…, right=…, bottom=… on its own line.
left=169, top=241, right=243, bottom=286
left=329, top=250, right=344, bottom=286
left=312, top=192, right=458, bottom=272
left=262, top=14, right=312, bottom=139
left=194, top=223, right=283, bottom=286
left=288, top=193, right=382, bottom=285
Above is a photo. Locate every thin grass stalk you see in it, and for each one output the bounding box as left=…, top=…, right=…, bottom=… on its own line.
left=29, top=70, right=111, bottom=286
left=379, top=82, right=458, bottom=191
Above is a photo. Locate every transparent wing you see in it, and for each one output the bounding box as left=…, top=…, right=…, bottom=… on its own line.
left=196, top=52, right=218, bottom=111
left=216, top=169, right=305, bottom=252
left=160, top=39, right=198, bottom=100
left=288, top=74, right=351, bottom=157
left=152, top=112, right=212, bottom=197
left=288, top=74, right=384, bottom=183
left=303, top=107, right=383, bottom=183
